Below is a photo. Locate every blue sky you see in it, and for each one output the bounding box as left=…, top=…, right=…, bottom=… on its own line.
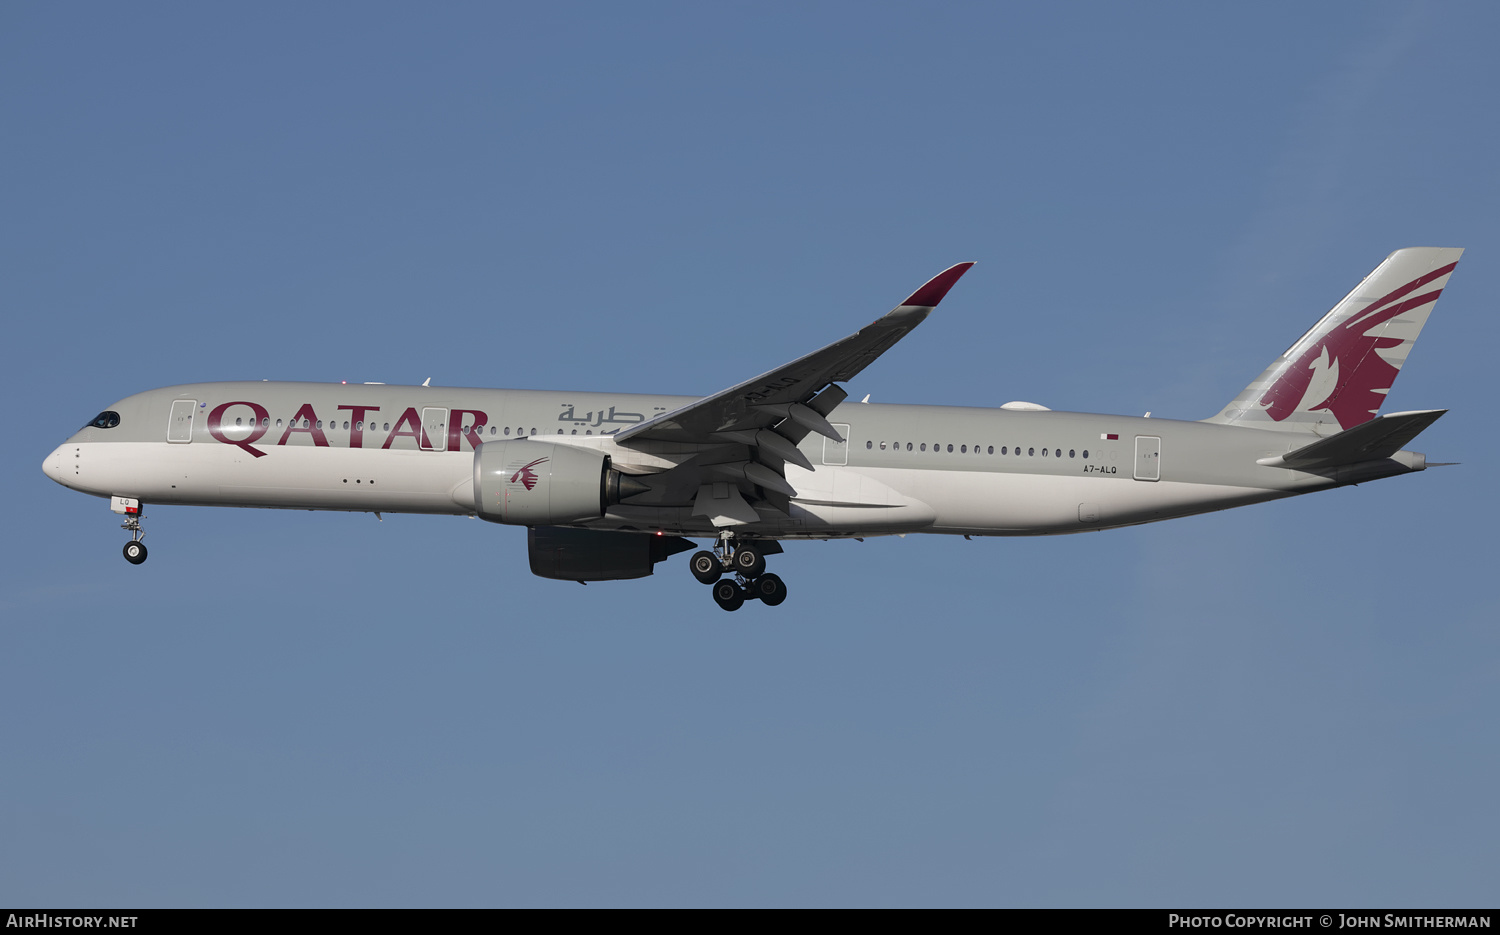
left=3, top=2, right=1497, bottom=907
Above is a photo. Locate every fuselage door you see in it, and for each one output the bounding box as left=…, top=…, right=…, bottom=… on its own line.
left=420, top=408, right=448, bottom=451
left=1134, top=435, right=1161, bottom=481
left=823, top=425, right=851, bottom=466
left=167, top=399, right=197, bottom=443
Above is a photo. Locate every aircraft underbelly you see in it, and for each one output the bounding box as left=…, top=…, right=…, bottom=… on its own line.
left=892, top=468, right=1283, bottom=535
left=608, top=467, right=1285, bottom=538
left=60, top=442, right=473, bottom=514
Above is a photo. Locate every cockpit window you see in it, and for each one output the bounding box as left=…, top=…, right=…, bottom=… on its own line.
left=87, top=411, right=121, bottom=429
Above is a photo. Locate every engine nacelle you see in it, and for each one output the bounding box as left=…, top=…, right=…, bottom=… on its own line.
left=528, top=526, right=694, bottom=581
left=474, top=440, right=648, bottom=525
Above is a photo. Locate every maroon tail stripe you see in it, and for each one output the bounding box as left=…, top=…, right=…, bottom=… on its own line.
left=1348, top=262, right=1457, bottom=325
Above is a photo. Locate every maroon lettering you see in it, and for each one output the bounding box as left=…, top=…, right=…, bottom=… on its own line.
left=338, top=404, right=381, bottom=448
left=277, top=403, right=330, bottom=447
left=449, top=408, right=489, bottom=451
left=207, top=401, right=271, bottom=458
left=382, top=407, right=423, bottom=449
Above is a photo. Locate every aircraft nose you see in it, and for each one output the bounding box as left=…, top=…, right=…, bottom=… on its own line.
left=42, top=444, right=70, bottom=487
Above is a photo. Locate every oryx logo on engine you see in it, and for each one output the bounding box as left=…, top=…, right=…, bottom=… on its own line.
left=509, top=457, right=549, bottom=491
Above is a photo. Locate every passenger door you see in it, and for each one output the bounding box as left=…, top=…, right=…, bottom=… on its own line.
left=1134, top=435, right=1161, bottom=481
left=167, top=399, right=197, bottom=443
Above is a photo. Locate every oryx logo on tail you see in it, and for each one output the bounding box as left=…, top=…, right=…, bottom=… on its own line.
left=510, top=457, right=548, bottom=491
left=1207, top=247, right=1463, bottom=434
left=1260, top=261, right=1456, bottom=429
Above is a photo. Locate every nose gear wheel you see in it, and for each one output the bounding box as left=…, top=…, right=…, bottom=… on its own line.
left=120, top=508, right=148, bottom=565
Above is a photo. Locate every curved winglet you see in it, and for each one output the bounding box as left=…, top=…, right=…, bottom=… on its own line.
left=900, top=262, right=976, bottom=307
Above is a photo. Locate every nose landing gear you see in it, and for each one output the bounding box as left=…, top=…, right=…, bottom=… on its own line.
left=691, top=533, right=787, bottom=611
left=114, top=497, right=148, bottom=565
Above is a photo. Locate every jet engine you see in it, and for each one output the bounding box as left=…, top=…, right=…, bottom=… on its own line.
left=527, top=526, right=694, bottom=581
left=473, top=440, right=650, bottom=525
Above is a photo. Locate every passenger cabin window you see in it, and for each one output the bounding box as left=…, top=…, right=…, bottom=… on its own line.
left=86, top=411, right=121, bottom=429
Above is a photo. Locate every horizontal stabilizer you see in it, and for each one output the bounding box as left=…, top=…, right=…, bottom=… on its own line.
left=1257, top=409, right=1446, bottom=470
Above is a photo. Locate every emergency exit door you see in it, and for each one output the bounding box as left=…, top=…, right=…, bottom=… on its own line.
left=421, top=408, right=448, bottom=451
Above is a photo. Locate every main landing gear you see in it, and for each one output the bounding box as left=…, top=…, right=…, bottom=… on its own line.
left=689, top=533, right=788, bottom=611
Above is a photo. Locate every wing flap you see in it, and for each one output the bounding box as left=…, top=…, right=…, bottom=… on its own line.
left=691, top=483, right=761, bottom=526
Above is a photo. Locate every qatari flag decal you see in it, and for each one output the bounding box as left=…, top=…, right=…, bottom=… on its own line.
left=1101, top=433, right=1119, bottom=440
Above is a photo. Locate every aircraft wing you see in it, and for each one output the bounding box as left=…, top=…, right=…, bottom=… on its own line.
left=614, top=262, right=975, bottom=447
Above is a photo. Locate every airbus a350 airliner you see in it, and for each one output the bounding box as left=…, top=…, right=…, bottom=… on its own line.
left=43, top=248, right=1461, bottom=610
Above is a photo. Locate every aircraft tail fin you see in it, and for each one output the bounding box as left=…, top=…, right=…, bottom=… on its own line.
left=1206, top=247, right=1462, bottom=434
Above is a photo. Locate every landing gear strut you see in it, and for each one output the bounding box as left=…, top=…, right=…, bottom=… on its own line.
left=689, top=532, right=787, bottom=611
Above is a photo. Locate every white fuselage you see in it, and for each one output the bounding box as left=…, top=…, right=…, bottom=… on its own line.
left=43, top=381, right=1380, bottom=541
